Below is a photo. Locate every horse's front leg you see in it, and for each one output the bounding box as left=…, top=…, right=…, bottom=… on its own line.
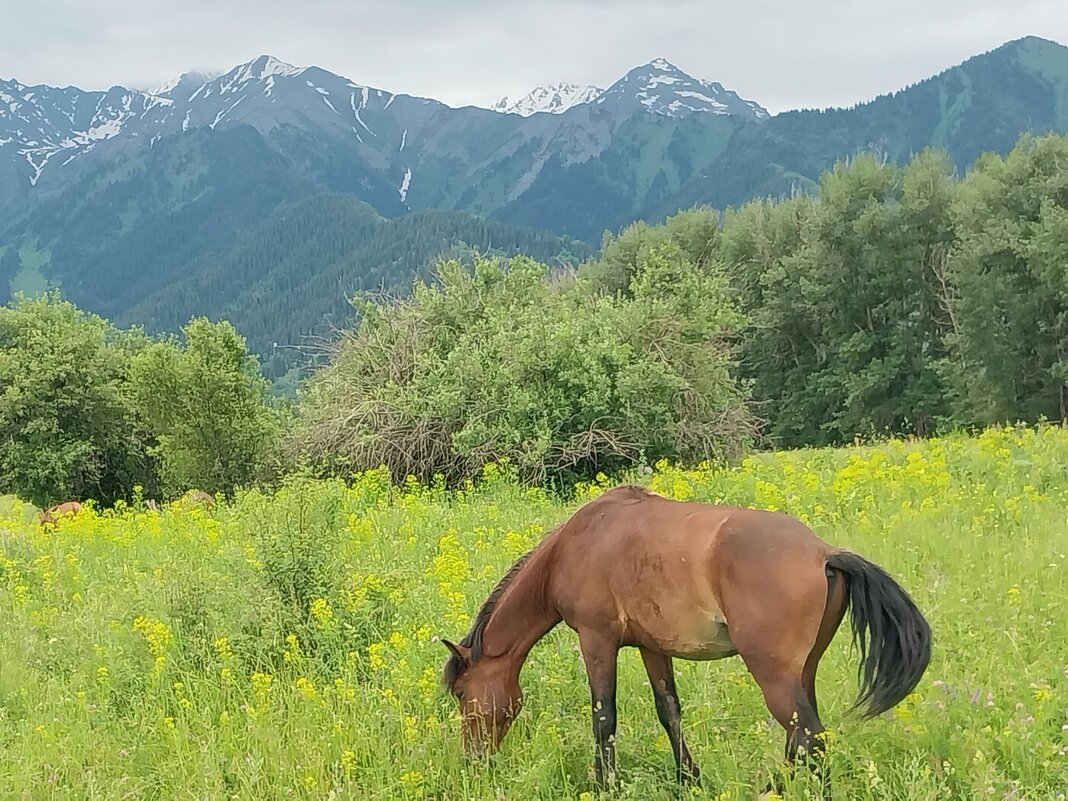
left=578, top=630, right=620, bottom=789
left=639, top=647, right=701, bottom=785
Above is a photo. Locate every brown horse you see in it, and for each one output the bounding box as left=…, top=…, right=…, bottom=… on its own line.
left=178, top=490, right=216, bottom=509
left=37, top=500, right=83, bottom=527
left=441, top=485, right=931, bottom=794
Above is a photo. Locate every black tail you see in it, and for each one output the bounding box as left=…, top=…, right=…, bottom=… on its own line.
left=825, top=551, right=932, bottom=718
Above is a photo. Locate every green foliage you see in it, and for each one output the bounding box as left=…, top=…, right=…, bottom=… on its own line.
left=720, top=151, right=959, bottom=446
left=581, top=208, right=721, bottom=297
left=128, top=317, right=285, bottom=498
left=0, top=293, right=155, bottom=506
left=0, top=295, right=285, bottom=505
left=942, top=134, right=1068, bottom=425
left=584, top=134, right=1068, bottom=447
left=294, top=251, right=754, bottom=485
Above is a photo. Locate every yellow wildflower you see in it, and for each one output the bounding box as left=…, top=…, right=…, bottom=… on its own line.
left=310, top=597, right=335, bottom=628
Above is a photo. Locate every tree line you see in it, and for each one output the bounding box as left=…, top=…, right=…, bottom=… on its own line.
left=2, top=132, right=1065, bottom=505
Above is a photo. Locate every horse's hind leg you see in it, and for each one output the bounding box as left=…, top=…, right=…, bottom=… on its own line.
left=728, top=568, right=841, bottom=797
left=802, top=566, right=849, bottom=721
left=639, top=647, right=701, bottom=785
left=742, top=656, right=830, bottom=800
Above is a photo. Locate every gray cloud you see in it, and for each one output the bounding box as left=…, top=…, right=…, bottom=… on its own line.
left=3, top=0, right=1067, bottom=113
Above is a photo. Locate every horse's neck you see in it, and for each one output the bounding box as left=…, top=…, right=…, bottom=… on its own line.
left=481, top=544, right=562, bottom=669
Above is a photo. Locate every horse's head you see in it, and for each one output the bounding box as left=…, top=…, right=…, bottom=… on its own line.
left=441, top=638, right=523, bottom=756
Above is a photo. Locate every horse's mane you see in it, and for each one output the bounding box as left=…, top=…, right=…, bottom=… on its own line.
left=442, top=531, right=557, bottom=691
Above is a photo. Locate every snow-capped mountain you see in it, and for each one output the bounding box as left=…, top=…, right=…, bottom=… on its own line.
left=595, top=58, right=769, bottom=120
left=492, top=83, right=603, bottom=116
left=139, top=55, right=423, bottom=146
left=0, top=77, right=172, bottom=188
left=488, top=60, right=767, bottom=120
left=0, top=55, right=434, bottom=199
left=0, top=53, right=770, bottom=203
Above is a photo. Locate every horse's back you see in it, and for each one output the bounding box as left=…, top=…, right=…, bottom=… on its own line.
left=549, top=488, right=834, bottom=659
left=555, top=487, right=830, bottom=567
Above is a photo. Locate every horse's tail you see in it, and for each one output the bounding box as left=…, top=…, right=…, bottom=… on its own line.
left=825, top=551, right=932, bottom=718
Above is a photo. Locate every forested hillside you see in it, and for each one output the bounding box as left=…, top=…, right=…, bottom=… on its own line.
left=0, top=127, right=589, bottom=378
left=654, top=36, right=1068, bottom=216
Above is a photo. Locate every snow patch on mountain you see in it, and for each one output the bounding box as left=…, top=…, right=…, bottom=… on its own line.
left=351, top=89, right=374, bottom=136
left=492, top=83, right=603, bottom=116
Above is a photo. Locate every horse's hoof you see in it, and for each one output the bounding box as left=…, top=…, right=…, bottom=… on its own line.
left=677, top=769, right=701, bottom=787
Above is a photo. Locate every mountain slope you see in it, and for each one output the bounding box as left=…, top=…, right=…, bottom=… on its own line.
left=115, top=193, right=592, bottom=378
left=2, top=125, right=316, bottom=308
left=653, top=36, right=1068, bottom=217
left=0, top=121, right=589, bottom=372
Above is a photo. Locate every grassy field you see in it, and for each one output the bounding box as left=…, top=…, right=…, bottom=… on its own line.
left=1, top=426, right=1065, bottom=799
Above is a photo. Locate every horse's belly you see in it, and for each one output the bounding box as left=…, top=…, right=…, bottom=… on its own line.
left=656, top=617, right=737, bottom=661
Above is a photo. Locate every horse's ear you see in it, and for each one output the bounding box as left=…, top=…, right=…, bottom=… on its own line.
left=442, top=638, right=470, bottom=665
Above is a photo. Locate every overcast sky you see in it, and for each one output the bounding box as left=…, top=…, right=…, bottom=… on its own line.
left=3, top=1, right=1067, bottom=114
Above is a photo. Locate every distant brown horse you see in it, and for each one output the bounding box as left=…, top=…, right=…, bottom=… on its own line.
left=442, top=485, right=931, bottom=795
left=178, top=490, right=216, bottom=509
left=37, top=501, right=83, bottom=527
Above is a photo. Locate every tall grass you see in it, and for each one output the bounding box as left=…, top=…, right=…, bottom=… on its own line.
left=1, top=426, right=1065, bottom=799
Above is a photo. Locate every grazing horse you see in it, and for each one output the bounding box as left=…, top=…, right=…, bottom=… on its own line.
left=178, top=490, right=216, bottom=509
left=37, top=500, right=83, bottom=527
left=441, top=485, right=931, bottom=794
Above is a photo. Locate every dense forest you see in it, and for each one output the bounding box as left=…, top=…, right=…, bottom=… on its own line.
left=2, top=131, right=1066, bottom=506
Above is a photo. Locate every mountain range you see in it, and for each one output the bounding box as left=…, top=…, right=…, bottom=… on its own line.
left=3, top=35, right=1068, bottom=381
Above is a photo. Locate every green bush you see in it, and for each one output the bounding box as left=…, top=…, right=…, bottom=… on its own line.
left=128, top=317, right=285, bottom=498
left=293, top=250, right=755, bottom=485
left=0, top=297, right=284, bottom=505
left=0, top=293, right=155, bottom=506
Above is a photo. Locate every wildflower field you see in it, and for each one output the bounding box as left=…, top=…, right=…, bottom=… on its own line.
left=1, top=426, right=1065, bottom=800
